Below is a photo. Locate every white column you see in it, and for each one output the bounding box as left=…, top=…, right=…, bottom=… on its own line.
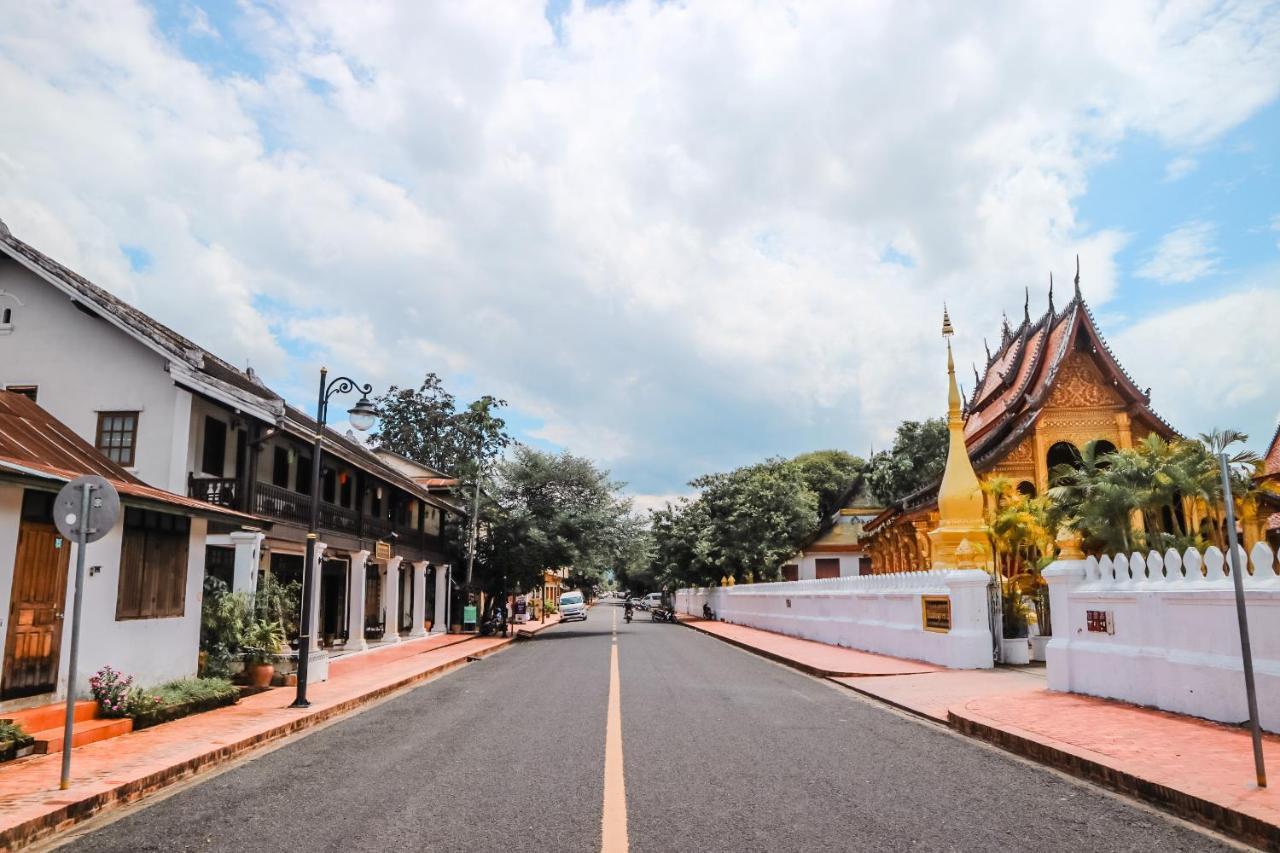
left=229, top=530, right=265, bottom=596
left=380, top=556, right=404, bottom=642
left=345, top=550, right=371, bottom=652
left=432, top=564, right=450, bottom=634
left=307, top=543, right=327, bottom=653
left=409, top=561, right=430, bottom=637
left=1042, top=558, right=1087, bottom=692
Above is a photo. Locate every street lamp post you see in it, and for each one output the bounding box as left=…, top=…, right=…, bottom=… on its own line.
left=292, top=367, right=377, bottom=709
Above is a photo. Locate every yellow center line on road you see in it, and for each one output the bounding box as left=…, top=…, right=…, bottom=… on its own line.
left=601, top=607, right=628, bottom=853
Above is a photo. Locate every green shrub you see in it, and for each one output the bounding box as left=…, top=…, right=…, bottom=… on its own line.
left=128, top=677, right=240, bottom=730
left=0, top=721, right=32, bottom=747
left=201, top=577, right=253, bottom=678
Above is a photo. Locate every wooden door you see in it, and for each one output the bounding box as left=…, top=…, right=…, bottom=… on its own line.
left=3, top=519, right=71, bottom=699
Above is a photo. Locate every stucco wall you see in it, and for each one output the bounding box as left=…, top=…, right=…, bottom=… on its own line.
left=0, top=483, right=205, bottom=702
left=0, top=256, right=193, bottom=493
left=1045, top=547, right=1280, bottom=733
left=678, top=569, right=993, bottom=669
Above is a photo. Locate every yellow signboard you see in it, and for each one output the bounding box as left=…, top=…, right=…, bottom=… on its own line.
left=921, top=595, right=951, bottom=633
left=375, top=540, right=392, bottom=561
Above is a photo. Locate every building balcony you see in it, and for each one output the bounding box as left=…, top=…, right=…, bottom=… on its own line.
left=188, top=475, right=239, bottom=509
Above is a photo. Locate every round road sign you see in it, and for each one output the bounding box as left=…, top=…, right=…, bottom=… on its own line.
left=54, top=475, right=121, bottom=544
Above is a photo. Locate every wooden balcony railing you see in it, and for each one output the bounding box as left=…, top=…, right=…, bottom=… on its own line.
left=188, top=475, right=239, bottom=509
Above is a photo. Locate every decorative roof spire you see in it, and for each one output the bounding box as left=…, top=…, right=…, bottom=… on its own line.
left=983, top=337, right=991, bottom=363
left=1023, top=287, right=1030, bottom=323
left=1047, top=272, right=1055, bottom=316
left=972, top=362, right=980, bottom=389
left=1074, top=253, right=1082, bottom=300
left=1000, top=312, right=1012, bottom=343
left=929, top=307, right=990, bottom=570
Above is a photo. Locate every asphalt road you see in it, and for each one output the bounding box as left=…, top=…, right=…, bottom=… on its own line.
left=57, top=601, right=1235, bottom=853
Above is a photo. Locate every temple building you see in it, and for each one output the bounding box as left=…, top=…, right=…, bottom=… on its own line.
left=863, top=268, right=1178, bottom=573
left=779, top=476, right=884, bottom=580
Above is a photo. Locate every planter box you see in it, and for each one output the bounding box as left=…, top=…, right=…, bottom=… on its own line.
left=1001, top=638, right=1031, bottom=665
left=131, top=693, right=239, bottom=731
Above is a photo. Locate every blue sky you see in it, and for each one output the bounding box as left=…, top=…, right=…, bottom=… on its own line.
left=1, top=1, right=1277, bottom=505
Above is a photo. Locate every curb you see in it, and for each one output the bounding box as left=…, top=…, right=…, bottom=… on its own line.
left=949, top=710, right=1280, bottom=852
left=1, top=637, right=512, bottom=851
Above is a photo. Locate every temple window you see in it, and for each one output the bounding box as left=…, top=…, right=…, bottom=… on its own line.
left=1016, top=480, right=1036, bottom=498
left=1047, top=441, right=1082, bottom=473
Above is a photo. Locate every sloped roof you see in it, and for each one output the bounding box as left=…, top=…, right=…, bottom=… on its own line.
left=0, top=391, right=255, bottom=520
left=0, top=224, right=442, bottom=510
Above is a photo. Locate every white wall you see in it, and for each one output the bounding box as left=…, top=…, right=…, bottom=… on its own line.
left=678, top=570, right=993, bottom=669
left=1045, top=545, right=1280, bottom=733
left=0, top=484, right=24, bottom=675
left=0, top=483, right=206, bottom=703
left=0, top=257, right=192, bottom=493
left=796, top=552, right=864, bottom=580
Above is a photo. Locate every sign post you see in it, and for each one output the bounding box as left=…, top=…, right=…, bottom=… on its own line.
left=1219, top=453, right=1266, bottom=789
left=52, top=475, right=120, bottom=790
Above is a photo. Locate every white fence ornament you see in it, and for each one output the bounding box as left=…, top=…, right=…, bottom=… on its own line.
left=1129, top=552, right=1145, bottom=582
left=1251, top=542, right=1278, bottom=582
left=1183, top=547, right=1203, bottom=582
left=1146, top=550, right=1164, bottom=582
left=1163, top=548, right=1183, bottom=582
left=1204, top=546, right=1226, bottom=581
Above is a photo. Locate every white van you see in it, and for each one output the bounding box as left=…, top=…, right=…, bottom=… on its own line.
left=559, top=591, right=587, bottom=622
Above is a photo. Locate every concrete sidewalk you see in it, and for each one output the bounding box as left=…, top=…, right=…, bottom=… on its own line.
left=0, top=632, right=514, bottom=850
left=683, top=617, right=1280, bottom=850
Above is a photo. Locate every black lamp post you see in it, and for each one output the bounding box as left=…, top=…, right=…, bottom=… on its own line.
left=292, top=367, right=376, bottom=708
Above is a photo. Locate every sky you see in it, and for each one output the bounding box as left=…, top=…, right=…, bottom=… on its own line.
left=1, top=0, right=1278, bottom=510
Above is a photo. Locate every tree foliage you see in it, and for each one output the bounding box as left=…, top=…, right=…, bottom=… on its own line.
left=372, top=373, right=512, bottom=476
left=791, top=449, right=865, bottom=520
left=864, top=418, right=947, bottom=503
left=481, top=446, right=644, bottom=595
left=646, top=457, right=823, bottom=589
left=1047, top=430, right=1262, bottom=554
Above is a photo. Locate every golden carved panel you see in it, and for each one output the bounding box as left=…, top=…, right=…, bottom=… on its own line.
left=1046, top=352, right=1123, bottom=409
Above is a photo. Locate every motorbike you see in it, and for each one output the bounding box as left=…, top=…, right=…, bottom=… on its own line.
left=650, top=607, right=676, bottom=623
left=624, top=607, right=633, bottom=624
left=479, top=611, right=507, bottom=637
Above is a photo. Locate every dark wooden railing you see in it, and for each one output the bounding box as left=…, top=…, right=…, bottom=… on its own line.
left=253, top=481, right=311, bottom=526
left=188, top=475, right=239, bottom=509
left=249, top=482, right=444, bottom=555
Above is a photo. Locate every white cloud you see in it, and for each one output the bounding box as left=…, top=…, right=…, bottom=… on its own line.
left=1136, top=220, right=1221, bottom=283
left=1111, top=279, right=1280, bottom=448
left=0, top=0, right=1278, bottom=493
left=1163, top=156, right=1198, bottom=181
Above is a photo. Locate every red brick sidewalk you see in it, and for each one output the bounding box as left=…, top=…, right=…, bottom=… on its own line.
left=682, top=617, right=940, bottom=677
left=0, top=632, right=512, bottom=850
left=685, top=618, right=1280, bottom=849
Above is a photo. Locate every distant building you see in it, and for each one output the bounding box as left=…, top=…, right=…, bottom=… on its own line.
left=780, top=476, right=884, bottom=580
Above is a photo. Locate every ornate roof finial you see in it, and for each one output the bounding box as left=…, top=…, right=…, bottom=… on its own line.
left=1000, top=312, right=1011, bottom=343
left=971, top=362, right=980, bottom=389
left=1074, top=253, right=1082, bottom=300
left=983, top=337, right=991, bottom=363
left=1047, top=271, right=1055, bottom=316
left=941, top=304, right=954, bottom=338
left=1023, top=286, right=1030, bottom=323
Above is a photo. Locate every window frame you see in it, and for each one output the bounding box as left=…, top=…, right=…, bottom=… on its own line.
left=201, top=415, right=228, bottom=476
left=95, top=411, right=140, bottom=467
left=5, top=385, right=38, bottom=402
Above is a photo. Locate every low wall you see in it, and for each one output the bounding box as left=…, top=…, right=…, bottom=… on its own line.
left=1045, top=543, right=1280, bottom=732
left=677, top=570, right=993, bottom=669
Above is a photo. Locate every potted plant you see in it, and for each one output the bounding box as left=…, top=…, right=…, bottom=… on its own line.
left=243, top=618, right=284, bottom=688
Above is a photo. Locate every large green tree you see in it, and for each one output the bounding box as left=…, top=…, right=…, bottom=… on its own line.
left=791, top=449, right=865, bottom=520
left=864, top=418, right=948, bottom=503
left=649, top=458, right=819, bottom=588
left=481, top=446, right=644, bottom=596
left=371, top=373, right=511, bottom=476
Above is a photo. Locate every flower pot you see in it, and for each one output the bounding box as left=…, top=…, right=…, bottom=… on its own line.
left=1030, top=635, right=1051, bottom=662
left=247, top=662, right=275, bottom=688
left=1001, top=638, right=1031, bottom=665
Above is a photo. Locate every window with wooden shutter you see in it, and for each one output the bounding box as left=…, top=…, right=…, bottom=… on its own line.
left=96, top=412, right=139, bottom=467
left=116, top=508, right=190, bottom=620
left=815, top=558, right=841, bottom=579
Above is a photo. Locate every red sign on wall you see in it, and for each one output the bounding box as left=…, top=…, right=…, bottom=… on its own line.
left=1086, top=610, right=1112, bottom=634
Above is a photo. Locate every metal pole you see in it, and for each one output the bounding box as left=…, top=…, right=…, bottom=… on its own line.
left=465, top=458, right=481, bottom=588
left=293, top=368, right=328, bottom=708
left=59, top=483, right=93, bottom=790
left=1219, top=452, right=1267, bottom=788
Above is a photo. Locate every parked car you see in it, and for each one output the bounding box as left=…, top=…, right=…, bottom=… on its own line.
left=629, top=597, right=646, bottom=610
left=559, top=591, right=588, bottom=622
left=643, top=592, right=663, bottom=611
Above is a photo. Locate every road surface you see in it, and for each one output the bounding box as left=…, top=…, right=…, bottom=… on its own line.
left=56, top=601, right=1235, bottom=852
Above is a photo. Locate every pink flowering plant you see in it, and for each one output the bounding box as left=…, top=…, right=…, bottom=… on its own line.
left=88, top=665, right=134, bottom=718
